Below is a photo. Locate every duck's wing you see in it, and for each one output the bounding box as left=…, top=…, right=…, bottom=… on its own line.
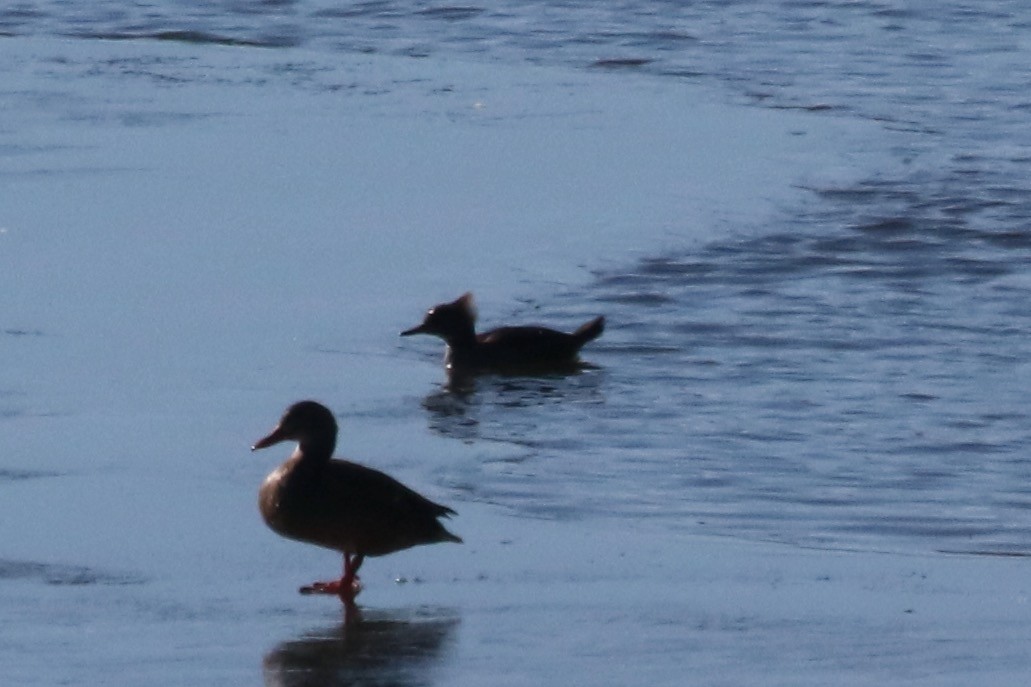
left=304, top=459, right=460, bottom=553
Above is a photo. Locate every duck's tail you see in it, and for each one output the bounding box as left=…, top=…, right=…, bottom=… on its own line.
left=441, top=529, right=463, bottom=544
left=435, top=504, right=464, bottom=544
left=572, top=315, right=605, bottom=347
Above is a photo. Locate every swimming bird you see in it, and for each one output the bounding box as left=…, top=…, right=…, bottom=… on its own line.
left=252, top=400, right=461, bottom=605
left=401, top=292, right=605, bottom=373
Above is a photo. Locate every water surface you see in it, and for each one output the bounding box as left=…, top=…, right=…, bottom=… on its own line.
left=3, top=1, right=1031, bottom=684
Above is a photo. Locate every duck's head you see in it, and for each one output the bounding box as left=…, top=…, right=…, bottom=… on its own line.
left=252, top=400, right=338, bottom=455
left=401, top=292, right=477, bottom=341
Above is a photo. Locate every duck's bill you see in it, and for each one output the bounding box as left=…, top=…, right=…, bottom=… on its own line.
left=400, top=324, right=426, bottom=336
left=251, top=426, right=286, bottom=451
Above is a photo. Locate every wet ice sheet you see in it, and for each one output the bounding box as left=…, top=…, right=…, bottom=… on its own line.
left=3, top=501, right=1030, bottom=686
left=1, top=34, right=1026, bottom=687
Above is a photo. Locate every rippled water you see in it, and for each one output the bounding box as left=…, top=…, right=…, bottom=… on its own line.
left=519, top=209, right=1030, bottom=554
left=438, top=165, right=1031, bottom=553
left=5, top=1, right=1031, bottom=557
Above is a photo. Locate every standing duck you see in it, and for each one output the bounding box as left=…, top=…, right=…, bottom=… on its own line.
left=401, top=292, right=605, bottom=373
left=252, top=401, right=461, bottom=605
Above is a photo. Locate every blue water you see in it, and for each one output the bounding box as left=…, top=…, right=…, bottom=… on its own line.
left=3, top=4, right=1031, bottom=683
left=4, top=0, right=1031, bottom=552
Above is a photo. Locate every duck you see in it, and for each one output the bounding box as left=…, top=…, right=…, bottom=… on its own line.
left=401, top=292, right=605, bottom=373
left=252, top=400, right=461, bottom=605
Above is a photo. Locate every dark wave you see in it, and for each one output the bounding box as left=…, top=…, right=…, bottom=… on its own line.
left=65, top=29, right=299, bottom=49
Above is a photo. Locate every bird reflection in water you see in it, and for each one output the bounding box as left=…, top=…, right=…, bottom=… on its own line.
left=422, top=368, right=605, bottom=443
left=263, top=607, right=459, bottom=687
left=442, top=359, right=600, bottom=395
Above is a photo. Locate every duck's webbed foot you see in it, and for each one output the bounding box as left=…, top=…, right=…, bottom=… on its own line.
left=299, top=553, right=365, bottom=604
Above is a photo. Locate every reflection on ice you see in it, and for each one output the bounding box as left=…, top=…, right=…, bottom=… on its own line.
left=0, top=558, right=146, bottom=586
left=263, top=608, right=459, bottom=687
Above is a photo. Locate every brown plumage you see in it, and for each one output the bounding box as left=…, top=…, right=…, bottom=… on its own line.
left=252, top=400, right=461, bottom=604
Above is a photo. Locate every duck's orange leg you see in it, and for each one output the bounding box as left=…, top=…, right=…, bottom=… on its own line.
left=299, top=553, right=364, bottom=603
left=338, top=553, right=365, bottom=603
